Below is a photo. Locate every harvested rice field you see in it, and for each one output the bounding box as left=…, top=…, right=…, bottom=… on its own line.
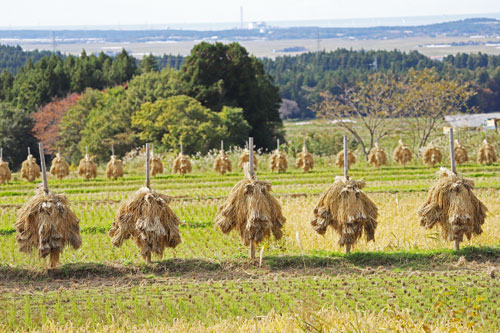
left=1, top=160, right=500, bottom=331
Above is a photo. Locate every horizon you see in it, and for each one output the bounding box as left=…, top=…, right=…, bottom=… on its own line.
left=1, top=0, right=500, bottom=30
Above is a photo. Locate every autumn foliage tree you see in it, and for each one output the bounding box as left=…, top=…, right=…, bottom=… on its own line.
left=32, top=93, right=80, bottom=154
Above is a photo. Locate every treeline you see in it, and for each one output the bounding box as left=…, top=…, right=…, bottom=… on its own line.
left=0, top=45, right=56, bottom=74
left=0, top=42, right=283, bottom=168
left=262, top=49, right=500, bottom=118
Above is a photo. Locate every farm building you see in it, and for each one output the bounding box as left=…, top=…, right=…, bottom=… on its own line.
left=444, top=113, right=500, bottom=130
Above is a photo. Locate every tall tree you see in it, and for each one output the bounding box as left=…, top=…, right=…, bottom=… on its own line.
left=180, top=42, right=283, bottom=148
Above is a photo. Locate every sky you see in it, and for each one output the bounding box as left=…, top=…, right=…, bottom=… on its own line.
left=1, top=0, right=500, bottom=28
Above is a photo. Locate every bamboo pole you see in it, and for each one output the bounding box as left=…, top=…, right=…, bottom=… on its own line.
left=449, top=128, right=460, bottom=251
left=221, top=140, right=224, bottom=152
left=343, top=136, right=351, bottom=254
left=111, top=144, right=115, bottom=157
left=145, top=143, right=151, bottom=189
left=249, top=137, right=255, bottom=178
left=38, top=143, right=48, bottom=193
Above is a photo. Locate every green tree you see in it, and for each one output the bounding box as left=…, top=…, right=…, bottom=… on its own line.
left=132, top=95, right=250, bottom=154
left=59, top=88, right=105, bottom=163
left=80, top=86, right=138, bottom=161
left=0, top=103, right=36, bottom=168
left=180, top=42, right=283, bottom=148
left=140, top=54, right=158, bottom=73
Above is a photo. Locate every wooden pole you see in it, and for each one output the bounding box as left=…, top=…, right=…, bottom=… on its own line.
left=145, top=143, right=151, bottom=189
left=449, top=128, right=456, bottom=174
left=277, top=138, right=280, bottom=151
left=180, top=142, right=183, bottom=154
left=343, top=135, right=349, bottom=179
left=85, top=146, right=88, bottom=159
left=221, top=140, right=224, bottom=152
left=250, top=241, right=256, bottom=260
left=249, top=137, right=255, bottom=177
left=38, top=143, right=49, bottom=193
left=111, top=144, right=115, bottom=157
left=28, top=147, right=31, bottom=156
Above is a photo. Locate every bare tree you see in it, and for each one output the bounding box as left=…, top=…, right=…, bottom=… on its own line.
left=314, top=73, right=399, bottom=159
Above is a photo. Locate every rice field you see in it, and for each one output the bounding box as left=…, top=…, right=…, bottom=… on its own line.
left=1, top=158, right=500, bottom=331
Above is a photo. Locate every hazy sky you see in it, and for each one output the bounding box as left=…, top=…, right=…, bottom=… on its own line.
left=1, top=0, right=500, bottom=27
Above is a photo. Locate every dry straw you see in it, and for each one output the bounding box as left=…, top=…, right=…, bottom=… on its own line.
left=367, top=143, right=387, bottom=168
left=21, top=148, right=41, bottom=182
left=150, top=144, right=163, bottom=176
left=0, top=149, right=12, bottom=184
left=78, top=148, right=97, bottom=180
left=173, top=145, right=192, bottom=176
left=109, top=143, right=181, bottom=264
left=269, top=139, right=288, bottom=173
left=213, top=141, right=232, bottom=175
left=335, top=150, right=356, bottom=169
left=418, top=168, right=487, bottom=248
left=422, top=143, right=442, bottom=167
left=312, top=136, right=378, bottom=253
left=106, top=156, right=124, bottom=180
left=216, top=137, right=286, bottom=260
left=49, top=152, right=70, bottom=179
left=238, top=144, right=258, bottom=170
left=393, top=139, right=412, bottom=166
left=15, top=143, right=81, bottom=268
left=418, top=129, right=487, bottom=250
left=295, top=141, right=314, bottom=172
left=453, top=140, right=468, bottom=165
left=477, top=139, right=497, bottom=165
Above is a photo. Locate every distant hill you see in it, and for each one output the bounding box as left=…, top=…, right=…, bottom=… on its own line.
left=0, top=18, right=499, bottom=44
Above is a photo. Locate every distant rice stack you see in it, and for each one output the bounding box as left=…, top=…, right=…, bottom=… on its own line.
left=422, top=144, right=442, bottom=167
left=150, top=156, right=163, bottom=176
left=216, top=164, right=286, bottom=260
left=295, top=145, right=314, bottom=172
left=106, top=155, right=124, bottom=180
left=109, top=187, right=182, bottom=263
left=477, top=140, right=497, bottom=165
left=418, top=168, right=487, bottom=247
left=335, top=150, right=356, bottom=169
left=393, top=140, right=412, bottom=166
left=173, top=153, right=192, bottom=176
left=21, top=154, right=41, bottom=182
left=454, top=140, right=468, bottom=165
left=368, top=143, right=387, bottom=168
left=0, top=158, right=12, bottom=184
left=238, top=150, right=258, bottom=170
left=78, top=154, right=97, bottom=180
left=311, top=176, right=378, bottom=250
left=50, top=153, right=70, bottom=179
left=270, top=150, right=288, bottom=173
left=213, top=150, right=232, bottom=175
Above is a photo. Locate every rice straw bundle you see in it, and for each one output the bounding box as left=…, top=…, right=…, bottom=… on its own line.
left=78, top=149, right=97, bottom=180
left=477, top=139, right=497, bottom=165
left=173, top=153, right=192, bottom=176
left=393, top=140, right=412, bottom=166
left=149, top=144, right=163, bottom=177
left=454, top=140, right=468, bottom=165
left=418, top=129, right=487, bottom=250
left=15, top=143, right=81, bottom=268
left=0, top=149, right=11, bottom=184
left=109, top=143, right=181, bottom=264
left=238, top=149, right=258, bottom=170
left=269, top=140, right=288, bottom=173
left=335, top=150, right=356, bottom=169
left=295, top=144, right=314, bottom=172
left=213, top=143, right=232, bottom=175
left=21, top=150, right=41, bottom=182
left=418, top=169, right=487, bottom=248
left=216, top=137, right=286, bottom=260
left=49, top=152, right=70, bottom=179
left=367, top=143, right=387, bottom=168
left=106, top=155, right=124, bottom=180
left=422, top=143, right=442, bottom=167
left=311, top=136, right=378, bottom=253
